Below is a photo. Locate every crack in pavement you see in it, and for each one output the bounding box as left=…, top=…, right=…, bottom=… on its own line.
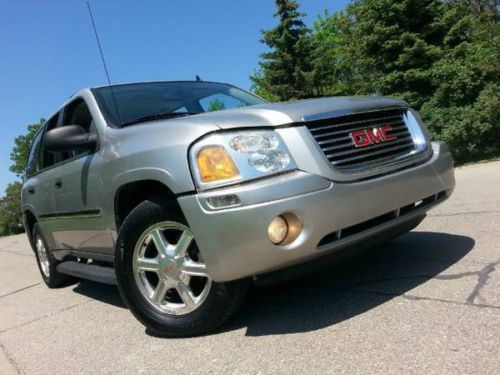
left=334, top=287, right=500, bottom=310
left=343, top=259, right=500, bottom=308
left=0, top=289, right=118, bottom=335
left=0, top=301, right=90, bottom=334
left=0, top=249, right=34, bottom=257
left=0, top=340, right=19, bottom=375
left=0, top=283, right=41, bottom=300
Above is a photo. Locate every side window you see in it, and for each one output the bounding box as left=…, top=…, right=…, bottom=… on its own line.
left=61, top=99, right=95, bottom=161
left=63, top=99, right=93, bottom=131
left=173, top=106, right=188, bottom=113
left=199, top=93, right=246, bottom=112
left=25, top=129, right=44, bottom=177
left=40, top=114, right=60, bottom=170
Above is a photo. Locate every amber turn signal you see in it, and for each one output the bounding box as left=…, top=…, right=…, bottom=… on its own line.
left=197, top=146, right=240, bottom=183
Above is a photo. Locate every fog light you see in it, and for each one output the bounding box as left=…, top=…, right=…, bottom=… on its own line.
left=267, top=216, right=288, bottom=244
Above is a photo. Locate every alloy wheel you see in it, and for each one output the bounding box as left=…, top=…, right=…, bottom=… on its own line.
left=36, top=235, right=50, bottom=278
left=132, top=221, right=212, bottom=315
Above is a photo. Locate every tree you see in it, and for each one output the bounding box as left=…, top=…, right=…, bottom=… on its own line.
left=459, top=0, right=500, bottom=17
left=420, top=3, right=500, bottom=162
left=307, top=0, right=499, bottom=163
left=3, top=119, right=45, bottom=236
left=207, top=99, right=226, bottom=112
left=344, top=0, right=456, bottom=109
left=0, top=182, right=24, bottom=236
left=9, top=118, right=44, bottom=177
left=310, top=10, right=361, bottom=96
left=250, top=0, right=314, bottom=101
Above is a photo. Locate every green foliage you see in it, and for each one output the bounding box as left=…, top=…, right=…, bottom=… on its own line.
left=252, top=0, right=499, bottom=163
left=206, top=99, right=226, bottom=112
left=420, top=6, right=500, bottom=162
left=310, top=11, right=361, bottom=96
left=0, top=181, right=24, bottom=237
left=250, top=0, right=314, bottom=101
left=9, top=119, right=44, bottom=177
left=3, top=119, right=45, bottom=236
left=344, top=0, right=463, bottom=108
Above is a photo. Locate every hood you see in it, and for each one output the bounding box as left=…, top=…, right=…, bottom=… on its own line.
left=193, top=96, right=409, bottom=130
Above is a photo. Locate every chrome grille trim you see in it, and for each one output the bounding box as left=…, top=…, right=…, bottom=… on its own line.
left=319, top=130, right=411, bottom=150
left=305, top=107, right=427, bottom=172
left=308, top=114, right=403, bottom=133
left=316, top=125, right=408, bottom=144
left=326, top=142, right=416, bottom=164
left=324, top=136, right=413, bottom=157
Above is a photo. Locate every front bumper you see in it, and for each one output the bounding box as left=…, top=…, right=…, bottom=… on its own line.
left=178, top=142, right=455, bottom=282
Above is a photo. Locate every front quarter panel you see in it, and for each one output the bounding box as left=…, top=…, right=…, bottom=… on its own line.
left=100, top=119, right=220, bottom=229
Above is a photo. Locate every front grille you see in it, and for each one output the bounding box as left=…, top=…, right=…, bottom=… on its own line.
left=306, top=108, right=416, bottom=171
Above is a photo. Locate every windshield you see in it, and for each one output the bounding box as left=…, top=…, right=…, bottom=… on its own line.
left=91, top=81, right=266, bottom=127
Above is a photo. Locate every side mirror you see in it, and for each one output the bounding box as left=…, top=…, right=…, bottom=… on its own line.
left=44, top=125, right=96, bottom=152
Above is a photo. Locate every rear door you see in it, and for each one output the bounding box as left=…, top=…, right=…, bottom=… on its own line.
left=49, top=98, right=113, bottom=255
left=22, top=115, right=61, bottom=249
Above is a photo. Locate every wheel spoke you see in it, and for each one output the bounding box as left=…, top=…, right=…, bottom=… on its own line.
left=151, top=229, right=169, bottom=257
left=182, top=259, right=208, bottom=277
left=176, top=281, right=195, bottom=307
left=133, top=222, right=212, bottom=315
left=135, top=257, right=159, bottom=272
left=152, top=279, right=169, bottom=304
left=175, top=230, right=193, bottom=257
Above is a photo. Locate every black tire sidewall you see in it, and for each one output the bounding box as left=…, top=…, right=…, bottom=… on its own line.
left=115, top=196, right=247, bottom=337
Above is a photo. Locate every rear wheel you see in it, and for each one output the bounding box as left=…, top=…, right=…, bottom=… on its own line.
left=115, top=196, right=248, bottom=337
left=32, top=223, right=73, bottom=288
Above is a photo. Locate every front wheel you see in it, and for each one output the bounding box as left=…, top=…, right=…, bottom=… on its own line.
left=115, top=196, right=248, bottom=337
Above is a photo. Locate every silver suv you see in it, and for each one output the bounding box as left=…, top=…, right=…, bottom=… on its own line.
left=22, top=81, right=455, bottom=336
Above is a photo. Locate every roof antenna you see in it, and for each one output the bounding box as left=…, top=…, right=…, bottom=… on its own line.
left=86, top=1, right=122, bottom=124
left=196, top=75, right=202, bottom=82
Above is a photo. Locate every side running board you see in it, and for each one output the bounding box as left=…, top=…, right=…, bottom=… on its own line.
left=56, top=261, right=117, bottom=285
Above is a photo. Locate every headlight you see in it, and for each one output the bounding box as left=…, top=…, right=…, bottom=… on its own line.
left=190, top=130, right=296, bottom=189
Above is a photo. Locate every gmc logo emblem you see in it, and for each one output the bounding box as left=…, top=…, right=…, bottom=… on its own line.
left=350, top=125, right=398, bottom=148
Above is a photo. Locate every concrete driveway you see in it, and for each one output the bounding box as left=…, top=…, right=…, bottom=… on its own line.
left=1, top=162, right=499, bottom=374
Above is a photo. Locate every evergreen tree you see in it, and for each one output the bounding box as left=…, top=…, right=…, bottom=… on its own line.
left=346, top=0, right=452, bottom=109
left=420, top=2, right=500, bottom=162
left=251, top=0, right=313, bottom=101
left=307, top=0, right=499, bottom=162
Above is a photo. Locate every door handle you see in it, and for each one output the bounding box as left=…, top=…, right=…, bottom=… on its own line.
left=28, top=187, right=35, bottom=194
left=55, top=179, right=63, bottom=189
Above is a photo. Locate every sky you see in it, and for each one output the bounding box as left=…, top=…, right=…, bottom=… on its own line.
left=0, top=0, right=350, bottom=194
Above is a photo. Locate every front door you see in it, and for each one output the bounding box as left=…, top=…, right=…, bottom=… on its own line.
left=50, top=98, right=114, bottom=255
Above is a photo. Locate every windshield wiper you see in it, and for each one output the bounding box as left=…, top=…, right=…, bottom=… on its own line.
left=120, top=112, right=200, bottom=127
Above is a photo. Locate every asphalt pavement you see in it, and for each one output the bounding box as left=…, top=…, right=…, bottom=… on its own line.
left=1, top=161, right=499, bottom=374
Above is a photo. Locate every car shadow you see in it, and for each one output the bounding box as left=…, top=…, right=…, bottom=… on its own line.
left=69, top=231, right=474, bottom=337
left=219, top=231, right=474, bottom=337
left=72, top=281, right=126, bottom=309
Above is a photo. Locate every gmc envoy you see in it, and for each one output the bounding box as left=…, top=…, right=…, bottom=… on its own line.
left=22, top=81, right=455, bottom=336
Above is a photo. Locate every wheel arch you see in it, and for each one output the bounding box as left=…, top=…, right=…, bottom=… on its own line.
left=23, top=209, right=38, bottom=249
left=113, top=179, right=183, bottom=230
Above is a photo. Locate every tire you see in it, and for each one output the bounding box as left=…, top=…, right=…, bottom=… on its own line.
left=32, top=223, right=74, bottom=288
left=115, top=196, right=249, bottom=337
